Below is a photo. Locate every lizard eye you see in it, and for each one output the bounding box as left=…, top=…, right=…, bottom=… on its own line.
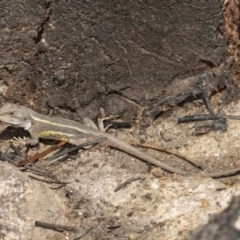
left=9, top=111, right=15, bottom=115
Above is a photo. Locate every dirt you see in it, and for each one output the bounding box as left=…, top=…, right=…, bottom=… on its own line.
left=1, top=92, right=240, bottom=239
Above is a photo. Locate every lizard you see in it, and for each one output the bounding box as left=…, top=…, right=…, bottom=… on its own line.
left=0, top=103, right=189, bottom=175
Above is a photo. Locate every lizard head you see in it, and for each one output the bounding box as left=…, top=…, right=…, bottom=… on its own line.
left=0, top=103, right=32, bottom=130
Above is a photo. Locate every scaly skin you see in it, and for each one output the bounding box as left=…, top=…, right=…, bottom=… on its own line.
left=0, top=103, right=189, bottom=175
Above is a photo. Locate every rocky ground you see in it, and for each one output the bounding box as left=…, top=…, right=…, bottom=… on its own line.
left=1, top=92, right=240, bottom=240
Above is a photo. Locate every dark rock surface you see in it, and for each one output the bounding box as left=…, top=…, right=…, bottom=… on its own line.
left=0, top=0, right=226, bottom=120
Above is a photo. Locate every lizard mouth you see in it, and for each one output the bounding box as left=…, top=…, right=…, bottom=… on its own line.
left=0, top=121, right=22, bottom=127
left=0, top=121, right=8, bottom=126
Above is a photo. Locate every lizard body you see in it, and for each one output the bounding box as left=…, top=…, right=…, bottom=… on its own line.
left=0, top=103, right=188, bottom=175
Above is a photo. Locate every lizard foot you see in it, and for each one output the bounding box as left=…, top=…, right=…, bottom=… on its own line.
left=12, top=136, right=39, bottom=147
left=83, top=108, right=119, bottom=132
left=98, top=107, right=120, bottom=132
left=12, top=136, right=31, bottom=146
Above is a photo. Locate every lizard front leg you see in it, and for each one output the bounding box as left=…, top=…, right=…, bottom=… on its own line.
left=11, top=128, right=40, bottom=147
left=27, top=133, right=40, bottom=146
left=13, top=135, right=39, bottom=146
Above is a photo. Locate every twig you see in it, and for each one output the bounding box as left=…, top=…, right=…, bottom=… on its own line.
left=199, top=73, right=215, bottom=115
left=17, top=137, right=106, bottom=167
left=114, top=177, right=142, bottom=192
left=204, top=167, right=240, bottom=178
left=154, top=89, right=201, bottom=106
left=73, top=226, right=96, bottom=240
left=29, top=175, right=69, bottom=185
left=178, top=114, right=240, bottom=123
left=131, top=142, right=202, bottom=169
left=35, top=221, right=79, bottom=232
left=0, top=152, right=16, bottom=164
left=21, top=164, right=69, bottom=185
left=46, top=137, right=107, bottom=162
left=16, top=141, right=67, bottom=167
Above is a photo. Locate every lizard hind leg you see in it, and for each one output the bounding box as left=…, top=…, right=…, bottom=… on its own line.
left=83, top=117, right=113, bottom=132
left=83, top=107, right=119, bottom=132
left=83, top=118, right=99, bottom=130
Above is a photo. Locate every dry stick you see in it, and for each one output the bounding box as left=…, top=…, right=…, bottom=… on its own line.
left=28, top=175, right=69, bottom=185
left=178, top=114, right=240, bottom=178
left=16, top=141, right=67, bottom=167
left=142, top=144, right=240, bottom=178
left=35, top=221, right=79, bottom=232
left=73, top=226, right=97, bottom=240
left=0, top=152, right=17, bottom=164
left=204, top=167, right=240, bottom=178
left=178, top=114, right=240, bottom=123
left=22, top=164, right=70, bottom=186
left=138, top=143, right=240, bottom=178
left=199, top=73, right=215, bottom=115
left=177, top=74, right=240, bottom=177
left=132, top=143, right=240, bottom=178
left=17, top=137, right=106, bottom=167
left=46, top=137, right=107, bottom=162
left=131, top=142, right=202, bottom=169
left=114, top=176, right=142, bottom=192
